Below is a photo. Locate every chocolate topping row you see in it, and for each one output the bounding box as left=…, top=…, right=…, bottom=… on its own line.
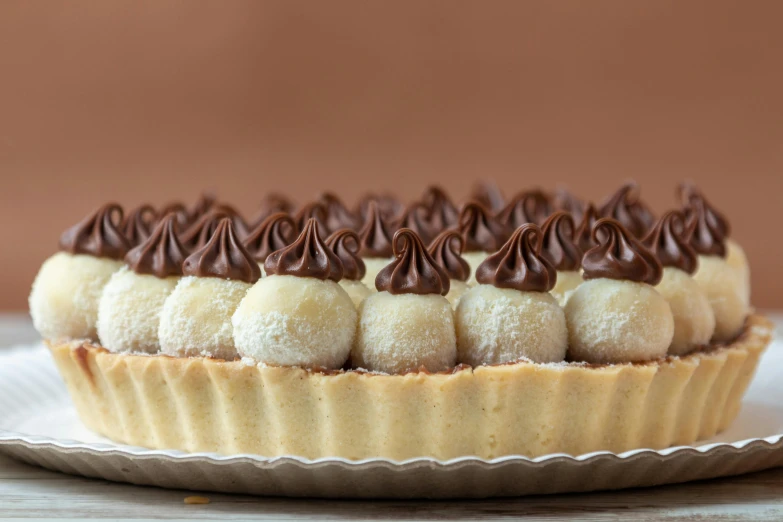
left=57, top=183, right=731, bottom=289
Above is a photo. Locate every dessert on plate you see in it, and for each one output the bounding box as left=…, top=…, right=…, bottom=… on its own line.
left=30, top=182, right=772, bottom=461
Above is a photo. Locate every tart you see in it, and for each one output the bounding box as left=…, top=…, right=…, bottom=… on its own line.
left=48, top=314, right=771, bottom=460
left=31, top=183, right=770, bottom=461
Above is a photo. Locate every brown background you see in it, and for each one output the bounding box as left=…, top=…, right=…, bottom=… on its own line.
left=1, top=0, right=782, bottom=310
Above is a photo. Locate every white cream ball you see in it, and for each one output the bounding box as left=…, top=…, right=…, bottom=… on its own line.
left=158, top=276, right=251, bottom=360
left=339, top=279, right=373, bottom=308
left=455, top=285, right=567, bottom=366
left=692, top=255, right=748, bottom=343
left=550, top=270, right=583, bottom=307
left=97, top=268, right=179, bottom=353
left=353, top=292, right=457, bottom=374
left=232, top=275, right=357, bottom=369
left=655, top=267, right=716, bottom=356
left=726, top=239, right=751, bottom=305
left=462, top=251, right=490, bottom=285
left=445, top=280, right=470, bottom=309
left=29, top=252, right=123, bottom=341
left=565, top=279, right=674, bottom=364
left=360, top=257, right=393, bottom=289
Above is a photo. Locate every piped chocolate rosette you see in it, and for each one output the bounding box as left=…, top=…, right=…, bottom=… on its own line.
left=242, top=212, right=297, bottom=274
left=565, top=218, right=674, bottom=364
left=456, top=224, right=567, bottom=366
left=427, top=229, right=471, bottom=308
left=326, top=228, right=372, bottom=307
left=98, top=213, right=188, bottom=354
left=158, top=218, right=260, bottom=360
left=121, top=205, right=157, bottom=248
left=496, top=189, right=552, bottom=230
left=356, top=200, right=396, bottom=288
left=641, top=211, right=716, bottom=355
left=233, top=219, right=357, bottom=369
left=30, top=183, right=770, bottom=462
left=681, top=185, right=749, bottom=342
left=598, top=182, right=656, bottom=238
left=538, top=211, right=583, bottom=306
left=353, top=228, right=457, bottom=374
left=457, top=201, right=508, bottom=282
left=30, top=203, right=130, bottom=341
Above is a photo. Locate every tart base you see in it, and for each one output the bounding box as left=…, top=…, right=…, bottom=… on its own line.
left=48, top=315, right=774, bottom=461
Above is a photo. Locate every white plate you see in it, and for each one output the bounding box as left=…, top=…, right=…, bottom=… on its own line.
left=1, top=341, right=783, bottom=498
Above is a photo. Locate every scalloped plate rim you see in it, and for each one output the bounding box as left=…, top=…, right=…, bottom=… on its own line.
left=1, top=429, right=782, bottom=469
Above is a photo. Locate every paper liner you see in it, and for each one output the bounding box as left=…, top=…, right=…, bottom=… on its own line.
left=47, top=315, right=773, bottom=461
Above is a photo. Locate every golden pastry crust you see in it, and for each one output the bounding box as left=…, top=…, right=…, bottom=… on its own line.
left=48, top=315, right=772, bottom=461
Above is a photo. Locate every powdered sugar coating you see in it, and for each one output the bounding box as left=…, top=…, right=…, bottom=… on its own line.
left=360, top=257, right=392, bottom=289
left=565, top=279, right=674, bottom=363
left=158, top=276, right=251, bottom=360
left=455, top=285, right=567, bottom=365
left=656, top=267, right=715, bottom=355
left=232, top=275, right=357, bottom=369
left=354, top=292, right=457, bottom=374
left=693, top=255, right=748, bottom=343
left=726, top=239, right=751, bottom=305
left=29, top=252, right=123, bottom=341
left=339, top=279, right=373, bottom=308
left=445, top=280, right=470, bottom=309
left=550, top=269, right=583, bottom=306
left=97, top=268, right=179, bottom=353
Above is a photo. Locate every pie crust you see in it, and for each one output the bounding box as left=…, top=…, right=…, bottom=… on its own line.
left=48, top=314, right=773, bottom=461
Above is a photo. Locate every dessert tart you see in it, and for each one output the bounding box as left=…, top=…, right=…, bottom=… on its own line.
left=31, top=183, right=772, bottom=461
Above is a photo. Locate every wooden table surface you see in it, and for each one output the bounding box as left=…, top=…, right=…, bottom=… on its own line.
left=1, top=314, right=781, bottom=521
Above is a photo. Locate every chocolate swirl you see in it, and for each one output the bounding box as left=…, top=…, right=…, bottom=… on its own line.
left=496, top=190, right=552, bottom=230
left=243, top=212, right=297, bottom=263
left=475, top=224, right=556, bottom=292
left=574, top=203, right=600, bottom=252
left=375, top=229, right=450, bottom=295
left=326, top=229, right=366, bottom=281
left=393, top=203, right=435, bottom=244
left=469, top=181, right=505, bottom=212
left=319, top=192, right=361, bottom=232
left=683, top=189, right=728, bottom=257
left=598, top=182, right=656, bottom=238
left=59, top=203, right=131, bottom=260
left=250, top=193, right=296, bottom=228
left=294, top=202, right=329, bottom=235
left=679, top=183, right=730, bottom=237
left=159, top=202, right=190, bottom=228
left=125, top=213, right=188, bottom=278
left=189, top=193, right=216, bottom=221
left=357, top=201, right=395, bottom=257
left=356, top=193, right=403, bottom=223
left=427, top=229, right=470, bottom=282
left=121, top=205, right=157, bottom=247
left=458, top=202, right=507, bottom=253
left=552, top=188, right=586, bottom=221
left=265, top=219, right=343, bottom=281
left=539, top=211, right=582, bottom=271
left=183, top=218, right=261, bottom=283
left=180, top=209, right=231, bottom=250
left=421, top=186, right=458, bottom=230
left=582, top=218, right=662, bottom=285
left=641, top=211, right=698, bottom=274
